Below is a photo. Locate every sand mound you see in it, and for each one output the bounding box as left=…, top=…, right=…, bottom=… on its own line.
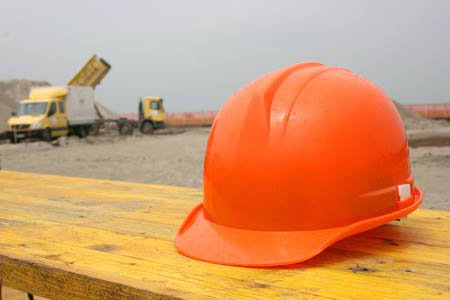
left=392, top=100, right=448, bottom=130
left=0, top=80, right=50, bottom=133
left=94, top=101, right=119, bottom=120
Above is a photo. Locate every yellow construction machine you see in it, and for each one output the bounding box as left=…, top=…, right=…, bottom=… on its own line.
left=6, top=55, right=119, bottom=142
left=6, top=55, right=167, bottom=142
left=137, top=97, right=166, bottom=134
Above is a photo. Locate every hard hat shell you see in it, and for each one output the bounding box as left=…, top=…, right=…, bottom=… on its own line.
left=175, top=62, right=423, bottom=267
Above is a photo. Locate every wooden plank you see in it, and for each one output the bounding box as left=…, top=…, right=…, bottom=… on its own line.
left=0, top=170, right=449, bottom=299
left=2, top=286, right=46, bottom=300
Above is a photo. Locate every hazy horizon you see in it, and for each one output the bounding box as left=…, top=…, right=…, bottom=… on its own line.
left=1, top=0, right=449, bottom=113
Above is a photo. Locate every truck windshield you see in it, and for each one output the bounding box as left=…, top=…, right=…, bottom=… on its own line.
left=17, top=102, right=48, bottom=116
left=150, top=101, right=161, bottom=110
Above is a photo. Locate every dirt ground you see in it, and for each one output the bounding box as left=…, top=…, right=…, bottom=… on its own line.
left=0, top=127, right=208, bottom=187
left=0, top=126, right=449, bottom=210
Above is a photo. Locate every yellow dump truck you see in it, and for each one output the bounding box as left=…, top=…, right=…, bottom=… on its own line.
left=5, top=54, right=165, bottom=141
left=68, top=55, right=166, bottom=135
left=5, top=55, right=127, bottom=142
left=137, top=96, right=166, bottom=134
left=7, top=86, right=98, bottom=142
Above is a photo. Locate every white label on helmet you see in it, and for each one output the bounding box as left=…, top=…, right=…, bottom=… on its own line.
left=398, top=184, right=411, bottom=201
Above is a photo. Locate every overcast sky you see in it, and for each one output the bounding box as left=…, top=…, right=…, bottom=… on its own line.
left=1, top=0, right=449, bottom=113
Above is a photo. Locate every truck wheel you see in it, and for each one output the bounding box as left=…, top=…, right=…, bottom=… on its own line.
left=77, top=126, right=87, bottom=138
left=140, top=122, right=154, bottom=135
left=42, top=128, right=52, bottom=142
left=89, top=124, right=100, bottom=136
left=119, top=122, right=133, bottom=135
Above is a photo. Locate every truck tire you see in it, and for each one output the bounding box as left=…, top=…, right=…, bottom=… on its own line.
left=119, top=122, right=133, bottom=135
left=77, top=126, right=87, bottom=138
left=89, top=124, right=100, bottom=136
left=42, top=128, right=52, bottom=142
left=140, top=121, right=154, bottom=135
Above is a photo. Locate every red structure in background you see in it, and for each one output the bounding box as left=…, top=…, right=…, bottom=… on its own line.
left=404, top=103, right=450, bottom=119
left=119, top=113, right=139, bottom=121
left=166, top=111, right=217, bottom=126
left=119, top=111, right=217, bottom=126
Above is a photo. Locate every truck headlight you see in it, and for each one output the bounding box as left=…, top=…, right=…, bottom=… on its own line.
left=31, top=121, right=42, bottom=129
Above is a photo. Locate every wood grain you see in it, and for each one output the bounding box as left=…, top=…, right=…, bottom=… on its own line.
left=0, top=170, right=449, bottom=299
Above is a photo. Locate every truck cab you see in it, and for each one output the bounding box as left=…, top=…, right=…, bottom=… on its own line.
left=7, top=87, right=69, bottom=142
left=7, top=86, right=98, bottom=142
left=138, top=97, right=166, bottom=134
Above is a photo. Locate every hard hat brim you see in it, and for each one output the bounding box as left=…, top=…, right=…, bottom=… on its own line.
left=175, top=187, right=423, bottom=267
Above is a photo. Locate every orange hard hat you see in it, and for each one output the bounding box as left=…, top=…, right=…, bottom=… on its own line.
left=175, top=62, right=423, bottom=267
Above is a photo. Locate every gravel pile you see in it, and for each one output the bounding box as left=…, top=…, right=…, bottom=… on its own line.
left=393, top=100, right=448, bottom=130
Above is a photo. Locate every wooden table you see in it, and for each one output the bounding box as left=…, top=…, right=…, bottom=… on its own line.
left=0, top=171, right=449, bottom=299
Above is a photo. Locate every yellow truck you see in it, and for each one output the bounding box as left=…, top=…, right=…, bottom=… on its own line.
left=6, top=55, right=117, bottom=142
left=137, top=96, right=166, bottom=134
left=67, top=55, right=167, bottom=135
left=7, top=86, right=98, bottom=142
left=5, top=54, right=166, bottom=141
